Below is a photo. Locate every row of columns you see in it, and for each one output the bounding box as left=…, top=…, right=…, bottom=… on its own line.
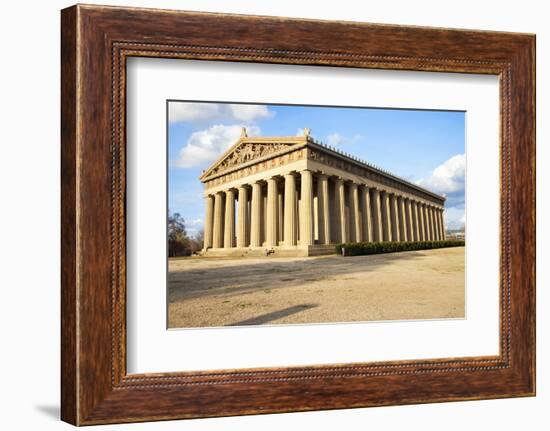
left=203, top=170, right=446, bottom=250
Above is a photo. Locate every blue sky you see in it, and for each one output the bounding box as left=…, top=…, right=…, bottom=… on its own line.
left=168, top=101, right=466, bottom=237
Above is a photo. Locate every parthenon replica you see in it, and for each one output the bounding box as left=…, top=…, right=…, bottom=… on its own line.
left=200, top=128, right=446, bottom=257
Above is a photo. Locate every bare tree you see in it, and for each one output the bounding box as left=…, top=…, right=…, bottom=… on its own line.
left=167, top=212, right=190, bottom=257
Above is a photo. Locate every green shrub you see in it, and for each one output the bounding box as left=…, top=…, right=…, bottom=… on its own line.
left=335, top=240, right=465, bottom=256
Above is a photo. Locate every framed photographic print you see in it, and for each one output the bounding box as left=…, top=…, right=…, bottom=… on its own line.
left=61, top=4, right=535, bottom=425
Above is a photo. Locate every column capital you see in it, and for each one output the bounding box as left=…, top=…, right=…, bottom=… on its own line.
left=316, top=172, right=329, bottom=180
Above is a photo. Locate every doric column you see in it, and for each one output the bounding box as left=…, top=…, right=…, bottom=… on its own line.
left=371, top=188, right=383, bottom=242
left=334, top=178, right=348, bottom=243
left=266, top=177, right=278, bottom=247
left=250, top=182, right=262, bottom=247
left=236, top=186, right=248, bottom=248
left=390, top=193, right=400, bottom=242
left=212, top=192, right=224, bottom=248
left=284, top=173, right=297, bottom=246
left=429, top=206, right=436, bottom=240
left=398, top=196, right=408, bottom=241
left=438, top=208, right=444, bottom=240
left=300, top=170, right=314, bottom=246
left=440, top=209, right=447, bottom=239
left=430, top=206, right=439, bottom=240
left=361, top=186, right=373, bottom=242
left=317, top=174, right=331, bottom=244
left=380, top=191, right=392, bottom=242
left=223, top=189, right=236, bottom=248
left=405, top=198, right=414, bottom=242
left=422, top=203, right=431, bottom=240
left=277, top=187, right=284, bottom=243
left=417, top=202, right=428, bottom=241
left=349, top=182, right=362, bottom=242
left=439, top=208, right=444, bottom=240
left=203, top=195, right=214, bottom=249
left=427, top=206, right=434, bottom=240
left=411, top=200, right=419, bottom=241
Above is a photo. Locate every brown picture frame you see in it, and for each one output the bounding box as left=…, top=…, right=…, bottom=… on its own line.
left=61, top=4, right=536, bottom=425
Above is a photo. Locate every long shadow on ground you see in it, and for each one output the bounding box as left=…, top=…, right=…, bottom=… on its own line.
left=225, top=304, right=318, bottom=326
left=168, top=251, right=429, bottom=303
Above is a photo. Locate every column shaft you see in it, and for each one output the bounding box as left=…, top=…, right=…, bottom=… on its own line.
left=349, top=183, right=362, bottom=242
left=417, top=202, right=428, bottom=241
left=390, top=193, right=400, bottom=242
left=300, top=170, right=314, bottom=246
left=236, top=187, right=248, bottom=248
left=317, top=174, right=331, bottom=244
left=334, top=178, right=348, bottom=243
left=411, top=200, right=419, bottom=241
left=429, top=206, right=436, bottom=240
left=380, top=191, right=392, bottom=242
left=361, top=186, right=373, bottom=242
left=438, top=208, right=444, bottom=240
left=432, top=207, right=437, bottom=240
left=429, top=207, right=436, bottom=240
left=398, top=196, right=407, bottom=241
left=440, top=209, right=447, bottom=240
left=371, top=188, right=383, bottom=242
left=284, top=174, right=297, bottom=246
left=223, top=190, right=235, bottom=248
left=266, top=178, right=278, bottom=247
left=203, top=195, right=214, bottom=249
left=212, top=192, right=224, bottom=248
left=405, top=198, right=414, bottom=242
left=250, top=182, right=262, bottom=247
left=422, top=204, right=431, bottom=240
left=277, top=187, right=284, bottom=243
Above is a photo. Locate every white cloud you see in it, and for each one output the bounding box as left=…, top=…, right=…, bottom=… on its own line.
left=326, top=132, right=363, bottom=147
left=228, top=105, right=273, bottom=122
left=169, top=102, right=273, bottom=124
left=326, top=132, right=343, bottom=146
left=172, top=124, right=261, bottom=168
left=418, top=154, right=465, bottom=196
left=418, top=154, right=466, bottom=230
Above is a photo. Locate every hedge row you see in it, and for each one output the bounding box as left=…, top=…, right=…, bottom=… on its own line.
left=335, top=240, right=465, bottom=256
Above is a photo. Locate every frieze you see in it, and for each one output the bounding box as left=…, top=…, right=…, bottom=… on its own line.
left=204, top=147, right=307, bottom=189
left=307, top=148, right=442, bottom=204
left=207, top=142, right=292, bottom=177
left=204, top=146, right=442, bottom=205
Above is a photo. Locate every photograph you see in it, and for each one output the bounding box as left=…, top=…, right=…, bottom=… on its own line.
left=49, top=2, right=536, bottom=426
left=167, top=101, right=466, bottom=328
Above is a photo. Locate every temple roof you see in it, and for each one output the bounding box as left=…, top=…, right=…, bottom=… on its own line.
left=199, top=128, right=445, bottom=202
left=199, top=129, right=307, bottom=181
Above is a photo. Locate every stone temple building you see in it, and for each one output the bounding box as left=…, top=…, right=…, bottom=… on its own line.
left=200, top=128, right=446, bottom=256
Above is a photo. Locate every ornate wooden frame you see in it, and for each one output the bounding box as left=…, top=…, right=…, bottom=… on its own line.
left=61, top=4, right=536, bottom=425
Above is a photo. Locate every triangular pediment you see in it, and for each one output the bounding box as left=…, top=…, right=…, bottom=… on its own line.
left=200, top=137, right=306, bottom=180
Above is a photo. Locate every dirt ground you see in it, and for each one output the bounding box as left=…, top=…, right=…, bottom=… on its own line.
left=168, top=247, right=465, bottom=328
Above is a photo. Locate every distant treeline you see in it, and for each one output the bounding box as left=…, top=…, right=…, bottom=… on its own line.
left=168, top=212, right=204, bottom=257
